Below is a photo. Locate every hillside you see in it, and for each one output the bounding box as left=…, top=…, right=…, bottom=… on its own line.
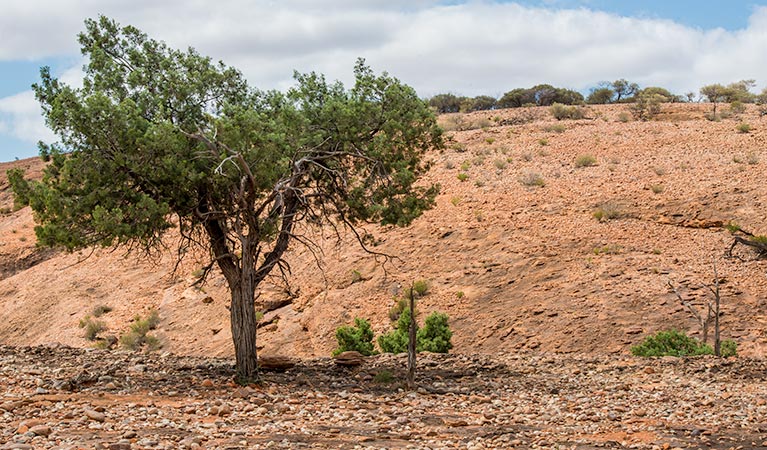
left=0, top=103, right=766, bottom=359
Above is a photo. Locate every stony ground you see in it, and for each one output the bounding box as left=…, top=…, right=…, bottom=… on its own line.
left=1, top=345, right=766, bottom=449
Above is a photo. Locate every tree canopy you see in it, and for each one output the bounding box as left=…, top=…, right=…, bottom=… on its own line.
left=12, top=16, right=443, bottom=382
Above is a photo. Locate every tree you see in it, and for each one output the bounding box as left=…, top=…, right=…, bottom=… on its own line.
left=611, top=79, right=639, bottom=102
left=428, top=93, right=464, bottom=113
left=700, top=83, right=727, bottom=115
left=586, top=86, right=614, bottom=104
left=12, top=16, right=443, bottom=383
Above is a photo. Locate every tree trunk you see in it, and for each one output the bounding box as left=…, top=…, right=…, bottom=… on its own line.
left=407, top=286, right=416, bottom=391
left=230, top=273, right=259, bottom=384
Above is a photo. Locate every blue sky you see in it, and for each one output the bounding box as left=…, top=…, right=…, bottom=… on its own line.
left=1, top=0, right=766, bottom=162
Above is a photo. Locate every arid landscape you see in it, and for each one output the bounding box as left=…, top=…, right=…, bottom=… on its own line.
left=1, top=103, right=767, bottom=449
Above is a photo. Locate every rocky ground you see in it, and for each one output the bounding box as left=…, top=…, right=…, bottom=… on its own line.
left=1, top=344, right=766, bottom=449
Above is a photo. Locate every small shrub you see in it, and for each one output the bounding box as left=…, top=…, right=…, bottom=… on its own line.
left=543, top=124, right=566, bottom=133
left=450, top=196, right=461, bottom=206
left=519, top=171, right=545, bottom=187
left=350, top=269, right=363, bottom=283
left=652, top=166, right=667, bottom=176
left=730, top=101, right=746, bottom=114
left=373, top=370, right=396, bottom=384
left=444, top=160, right=455, bottom=170
left=79, top=316, right=106, bottom=341
left=378, top=308, right=413, bottom=354
left=493, top=159, right=508, bottom=170
left=472, top=155, right=486, bottom=166
left=417, top=312, right=453, bottom=353
left=736, top=122, right=751, bottom=133
left=333, top=318, right=376, bottom=356
left=460, top=161, right=471, bottom=171
left=720, top=339, right=738, bottom=357
left=388, top=296, right=410, bottom=322
left=485, top=137, right=496, bottom=145
left=593, top=202, right=623, bottom=221
left=412, top=279, right=430, bottom=296
left=455, top=291, right=464, bottom=299
left=457, top=172, right=469, bottom=182
left=650, top=184, right=665, bottom=194
left=592, top=244, right=622, bottom=255
left=120, top=310, right=161, bottom=351
left=631, top=330, right=713, bottom=357
left=549, top=103, right=585, bottom=120
left=574, top=154, right=597, bottom=168
left=92, top=305, right=113, bottom=318
left=617, top=112, right=631, bottom=123
left=521, top=152, right=533, bottom=162
left=538, top=138, right=549, bottom=146
left=746, top=152, right=759, bottom=165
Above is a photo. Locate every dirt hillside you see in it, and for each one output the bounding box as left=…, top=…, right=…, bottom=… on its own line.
left=1, top=103, right=766, bottom=359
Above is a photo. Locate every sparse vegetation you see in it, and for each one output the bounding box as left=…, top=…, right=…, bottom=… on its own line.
left=650, top=184, right=665, bottom=194
left=79, top=316, right=106, bottom=341
left=736, top=122, right=751, bottom=133
left=574, top=154, right=597, bottom=168
left=593, top=202, right=623, bottom=221
left=493, top=159, right=508, bottom=170
left=119, top=310, right=161, bottom=352
left=378, top=308, right=453, bottom=354
left=412, top=279, right=430, bottom=296
left=631, top=330, right=713, bottom=357
left=519, top=171, right=545, bottom=187
left=332, top=318, right=376, bottom=357
left=373, top=370, right=396, bottom=384
left=549, top=103, right=585, bottom=120
left=457, top=172, right=469, bottom=182
left=92, top=305, right=113, bottom=317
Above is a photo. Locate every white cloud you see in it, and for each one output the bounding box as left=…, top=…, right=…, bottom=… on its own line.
left=2, top=1, right=767, bottom=155
left=0, top=90, right=57, bottom=144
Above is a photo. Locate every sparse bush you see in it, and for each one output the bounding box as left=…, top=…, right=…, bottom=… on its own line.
left=730, top=101, right=746, bottom=114
left=652, top=166, right=667, bottom=176
left=412, top=279, right=430, bottom=296
left=444, top=160, right=455, bottom=169
left=631, top=330, right=713, bottom=357
left=120, top=310, right=161, bottom=351
left=617, top=112, right=631, bottom=123
left=92, top=305, right=113, bottom=317
left=485, top=137, right=495, bottom=145
left=388, top=296, right=410, bottom=322
left=457, top=172, right=469, bottom=182
left=593, top=202, right=623, bottom=221
left=350, top=269, right=363, bottom=283
left=720, top=339, right=738, bottom=357
left=549, top=103, right=585, bottom=120
left=378, top=308, right=413, bottom=353
left=493, top=159, right=508, bottom=170
left=574, top=154, right=597, bottom=168
left=538, top=138, right=549, bottom=146
left=79, top=316, right=106, bottom=341
left=373, top=370, right=396, bottom=384
left=543, top=124, right=567, bottom=133
left=450, top=196, right=461, bottom=206
left=630, top=93, right=664, bottom=120
left=460, top=161, right=471, bottom=171
left=519, top=171, right=545, bottom=187
left=746, top=152, right=760, bottom=165
left=736, top=122, right=751, bottom=133
left=333, top=317, right=376, bottom=356
left=651, top=184, right=665, bottom=194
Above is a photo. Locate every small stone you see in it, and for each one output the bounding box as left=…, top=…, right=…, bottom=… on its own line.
left=28, top=425, right=52, bottom=437
left=644, top=367, right=655, bottom=374
left=218, top=404, right=231, bottom=416
left=201, top=379, right=214, bottom=388
left=108, top=442, right=131, bottom=450
left=84, top=409, right=106, bottom=422
left=333, top=351, right=365, bottom=367
left=201, top=296, right=214, bottom=304
left=258, top=356, right=296, bottom=371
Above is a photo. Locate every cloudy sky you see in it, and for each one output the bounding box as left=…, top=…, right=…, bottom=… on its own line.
left=1, top=0, right=766, bottom=161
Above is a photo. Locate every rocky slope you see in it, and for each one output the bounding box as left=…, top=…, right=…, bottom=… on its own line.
left=0, top=103, right=766, bottom=359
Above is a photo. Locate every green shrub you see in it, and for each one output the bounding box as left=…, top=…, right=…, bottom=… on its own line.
left=79, top=316, right=106, bottom=341
left=574, top=154, right=597, bottom=168
left=720, top=339, right=738, bottom=357
left=333, top=317, right=376, bottom=356
left=650, top=184, right=665, bottom=194
left=631, top=330, right=713, bottom=357
left=417, top=312, right=453, bottom=353
left=412, top=279, right=430, bottom=296
left=120, top=310, right=162, bottom=351
left=457, top=172, right=469, bottom=182
left=736, top=122, right=751, bottom=133
left=373, top=370, right=396, bottom=384
left=542, top=124, right=566, bottom=133
left=593, top=202, right=623, bottom=221
left=388, top=296, right=409, bottom=322
left=378, top=308, right=452, bottom=354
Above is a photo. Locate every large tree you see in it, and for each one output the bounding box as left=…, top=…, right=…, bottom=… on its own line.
left=13, top=17, right=442, bottom=383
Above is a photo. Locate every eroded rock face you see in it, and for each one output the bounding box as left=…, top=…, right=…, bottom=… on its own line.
left=1, top=344, right=767, bottom=449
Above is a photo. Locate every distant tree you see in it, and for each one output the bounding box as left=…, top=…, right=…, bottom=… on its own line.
left=611, top=79, right=639, bottom=102
left=586, top=86, right=615, bottom=104
left=11, top=16, right=443, bottom=383
left=638, top=87, right=675, bottom=103
left=428, top=93, right=464, bottom=113
left=684, top=91, right=697, bottom=103
left=700, top=83, right=728, bottom=115
left=724, top=79, right=756, bottom=103
left=498, top=88, right=535, bottom=108
left=461, top=95, right=497, bottom=112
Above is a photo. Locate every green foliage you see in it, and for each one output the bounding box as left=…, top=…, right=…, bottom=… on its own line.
left=587, top=87, right=615, bottom=104
left=574, top=154, right=597, bottom=168
left=725, top=221, right=741, bottom=234
left=720, top=339, right=738, bottom=357
left=412, top=279, right=430, bottom=296
left=736, top=122, right=751, bottom=133
left=457, top=172, right=469, bottom=182
left=332, top=317, right=376, bottom=356
left=6, top=168, right=31, bottom=211
left=630, top=92, right=664, bottom=120
left=631, top=330, right=713, bottom=357
left=16, top=16, right=443, bottom=380
left=593, top=202, right=623, bottom=221
left=417, top=312, right=453, bottom=353
left=750, top=235, right=767, bottom=245
left=378, top=308, right=452, bottom=354
left=79, top=315, right=106, bottom=341
left=373, top=370, right=396, bottom=384
left=120, top=309, right=161, bottom=351
left=519, top=171, right=545, bottom=187
left=498, top=84, right=583, bottom=108
left=428, top=93, right=463, bottom=113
